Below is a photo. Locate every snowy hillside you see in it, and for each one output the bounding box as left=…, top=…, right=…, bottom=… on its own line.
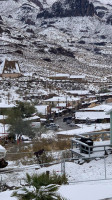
left=0, top=2, right=112, bottom=199
left=0, top=0, right=112, bottom=102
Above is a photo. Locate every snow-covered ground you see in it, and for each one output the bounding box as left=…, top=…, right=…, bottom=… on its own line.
left=1, top=156, right=112, bottom=199
left=1, top=180, right=112, bottom=200
left=59, top=181, right=112, bottom=200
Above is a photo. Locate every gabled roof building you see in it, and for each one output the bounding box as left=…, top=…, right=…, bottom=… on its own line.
left=0, top=59, right=21, bottom=78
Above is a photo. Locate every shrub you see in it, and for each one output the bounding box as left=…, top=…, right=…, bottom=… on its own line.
left=12, top=172, right=67, bottom=200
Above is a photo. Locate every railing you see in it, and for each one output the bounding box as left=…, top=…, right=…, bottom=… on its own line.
left=71, top=137, right=112, bottom=158
left=74, top=131, right=110, bottom=141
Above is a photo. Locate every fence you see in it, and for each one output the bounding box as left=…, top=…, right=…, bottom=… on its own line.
left=0, top=156, right=112, bottom=189
left=37, top=156, right=112, bottom=183
left=59, top=156, right=112, bottom=183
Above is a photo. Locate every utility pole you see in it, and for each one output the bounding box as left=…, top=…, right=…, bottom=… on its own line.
left=3, top=115, right=5, bottom=134
left=104, top=155, right=106, bottom=180
left=66, top=96, right=67, bottom=108
left=106, top=109, right=112, bottom=145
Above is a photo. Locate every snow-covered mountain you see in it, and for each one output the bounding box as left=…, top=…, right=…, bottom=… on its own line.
left=0, top=0, right=112, bottom=103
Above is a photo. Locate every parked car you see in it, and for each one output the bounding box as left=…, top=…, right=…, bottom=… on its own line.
left=69, top=122, right=75, bottom=127
left=63, top=116, right=72, bottom=122
left=66, top=119, right=72, bottom=124
left=49, top=123, right=59, bottom=128
left=63, top=117, right=68, bottom=122
left=45, top=123, right=59, bottom=130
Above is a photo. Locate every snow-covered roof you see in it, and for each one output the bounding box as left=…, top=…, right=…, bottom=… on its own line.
left=81, top=104, right=112, bottom=112
left=44, top=96, right=80, bottom=102
left=97, top=92, right=112, bottom=97
left=70, top=75, right=86, bottom=79
left=75, top=111, right=110, bottom=120
left=56, top=123, right=110, bottom=136
left=66, top=90, right=90, bottom=95
left=0, top=102, right=15, bottom=108
left=49, top=73, right=69, bottom=78
left=23, top=115, right=40, bottom=121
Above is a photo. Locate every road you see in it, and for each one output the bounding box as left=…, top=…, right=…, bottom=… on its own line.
left=54, top=116, right=77, bottom=131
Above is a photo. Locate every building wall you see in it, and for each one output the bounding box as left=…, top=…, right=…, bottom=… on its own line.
left=49, top=76, right=68, bottom=80
left=2, top=73, right=21, bottom=78
left=69, top=78, right=86, bottom=82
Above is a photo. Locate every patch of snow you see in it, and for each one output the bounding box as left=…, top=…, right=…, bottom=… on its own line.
left=59, top=181, right=112, bottom=200
left=56, top=123, right=110, bottom=136
left=75, top=111, right=110, bottom=120
left=81, top=104, right=112, bottom=112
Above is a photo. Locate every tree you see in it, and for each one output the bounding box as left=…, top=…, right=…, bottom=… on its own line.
left=16, top=101, right=36, bottom=118
left=12, top=172, right=67, bottom=200
left=6, top=101, right=36, bottom=138
left=8, top=118, right=35, bottom=138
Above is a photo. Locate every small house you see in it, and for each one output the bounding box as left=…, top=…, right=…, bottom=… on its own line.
left=69, top=75, right=86, bottom=83
left=44, top=96, right=80, bottom=108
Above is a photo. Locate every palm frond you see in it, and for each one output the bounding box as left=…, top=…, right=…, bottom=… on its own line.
left=12, top=172, right=67, bottom=200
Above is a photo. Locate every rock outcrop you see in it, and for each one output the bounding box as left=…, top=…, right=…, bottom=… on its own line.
left=37, top=0, right=95, bottom=18
left=0, top=15, right=3, bottom=25
left=0, top=16, right=2, bottom=21
left=107, top=15, right=112, bottom=25
left=30, top=0, right=43, bottom=10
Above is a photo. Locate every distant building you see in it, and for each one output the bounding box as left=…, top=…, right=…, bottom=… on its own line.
left=0, top=59, right=21, bottom=78
left=44, top=95, right=80, bottom=108
left=66, top=90, right=90, bottom=97
left=69, top=75, right=86, bottom=82
left=49, top=73, right=86, bottom=82
left=49, top=73, right=69, bottom=80
left=75, top=111, right=110, bottom=123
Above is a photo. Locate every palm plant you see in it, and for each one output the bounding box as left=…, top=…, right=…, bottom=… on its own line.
left=12, top=173, right=67, bottom=200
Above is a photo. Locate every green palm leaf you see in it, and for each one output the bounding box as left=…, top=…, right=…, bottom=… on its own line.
left=12, top=172, right=67, bottom=200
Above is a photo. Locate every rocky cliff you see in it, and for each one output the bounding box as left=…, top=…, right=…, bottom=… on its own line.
left=37, top=0, right=95, bottom=18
